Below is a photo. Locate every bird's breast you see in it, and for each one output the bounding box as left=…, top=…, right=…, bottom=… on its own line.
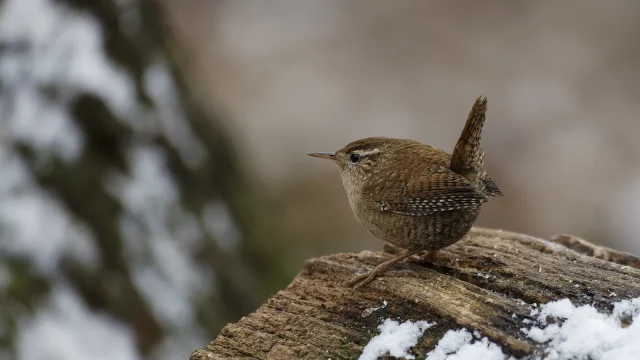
left=341, top=177, right=362, bottom=214
left=340, top=177, right=388, bottom=239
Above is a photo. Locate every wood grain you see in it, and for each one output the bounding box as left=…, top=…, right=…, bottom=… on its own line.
left=191, top=227, right=640, bottom=360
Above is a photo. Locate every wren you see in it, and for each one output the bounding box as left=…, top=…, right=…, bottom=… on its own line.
left=308, top=96, right=502, bottom=289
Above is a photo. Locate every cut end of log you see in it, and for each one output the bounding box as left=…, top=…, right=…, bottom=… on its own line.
left=191, top=227, right=640, bottom=360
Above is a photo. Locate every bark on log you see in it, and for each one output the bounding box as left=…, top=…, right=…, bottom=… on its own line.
left=190, top=227, right=640, bottom=360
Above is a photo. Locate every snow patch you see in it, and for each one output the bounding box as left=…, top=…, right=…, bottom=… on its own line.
left=0, top=148, right=98, bottom=272
left=525, top=297, right=640, bottom=360
left=143, top=61, right=207, bottom=169
left=203, top=201, right=242, bottom=250
left=359, top=319, right=434, bottom=360
left=425, top=329, right=511, bottom=360
left=17, top=286, right=138, bottom=360
left=361, top=299, right=388, bottom=318
left=107, top=145, right=213, bottom=329
left=0, top=0, right=140, bottom=161
left=359, top=297, right=640, bottom=360
left=475, top=271, right=496, bottom=280
left=0, top=0, right=137, bottom=115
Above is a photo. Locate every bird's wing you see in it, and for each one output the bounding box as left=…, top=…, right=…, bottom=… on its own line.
left=374, top=165, right=489, bottom=216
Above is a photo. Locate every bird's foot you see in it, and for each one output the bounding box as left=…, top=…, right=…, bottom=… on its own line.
left=383, top=242, right=403, bottom=255
left=348, top=249, right=420, bottom=290
left=409, top=250, right=440, bottom=264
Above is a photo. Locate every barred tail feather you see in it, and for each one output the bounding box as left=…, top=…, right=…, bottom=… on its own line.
left=450, top=96, right=501, bottom=196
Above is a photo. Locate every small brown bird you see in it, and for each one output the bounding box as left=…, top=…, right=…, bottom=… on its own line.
left=308, top=96, right=502, bottom=289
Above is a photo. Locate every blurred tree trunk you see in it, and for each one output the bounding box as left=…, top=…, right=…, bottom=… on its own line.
left=0, top=0, right=288, bottom=358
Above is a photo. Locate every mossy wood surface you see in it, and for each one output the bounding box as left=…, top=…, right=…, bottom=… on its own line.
left=191, top=228, right=640, bottom=360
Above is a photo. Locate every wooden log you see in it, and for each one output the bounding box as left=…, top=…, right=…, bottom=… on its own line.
left=190, top=228, right=640, bottom=360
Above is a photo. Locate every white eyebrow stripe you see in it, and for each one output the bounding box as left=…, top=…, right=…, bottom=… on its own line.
left=356, top=148, right=381, bottom=157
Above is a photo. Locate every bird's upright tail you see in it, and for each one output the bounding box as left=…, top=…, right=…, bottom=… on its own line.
left=450, top=96, right=503, bottom=197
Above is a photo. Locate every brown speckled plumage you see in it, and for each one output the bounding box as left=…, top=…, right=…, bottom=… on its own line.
left=308, top=96, right=502, bottom=289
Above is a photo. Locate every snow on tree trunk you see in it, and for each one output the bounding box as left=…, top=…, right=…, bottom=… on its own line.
left=0, top=0, right=287, bottom=359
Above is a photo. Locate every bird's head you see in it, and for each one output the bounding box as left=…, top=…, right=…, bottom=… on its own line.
left=308, top=137, right=421, bottom=185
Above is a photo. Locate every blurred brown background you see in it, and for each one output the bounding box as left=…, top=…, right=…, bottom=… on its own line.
left=1, top=1, right=639, bottom=359
left=167, top=0, right=640, bottom=256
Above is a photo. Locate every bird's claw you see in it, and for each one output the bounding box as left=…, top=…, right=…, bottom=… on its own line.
left=347, top=271, right=377, bottom=290
left=408, top=250, right=440, bottom=264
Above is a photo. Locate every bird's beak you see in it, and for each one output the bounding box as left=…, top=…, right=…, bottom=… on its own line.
left=307, top=152, right=335, bottom=161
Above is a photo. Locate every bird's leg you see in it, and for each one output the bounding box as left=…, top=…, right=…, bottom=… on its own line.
left=348, top=249, right=421, bottom=290
left=409, top=250, right=440, bottom=264
left=383, top=242, right=403, bottom=255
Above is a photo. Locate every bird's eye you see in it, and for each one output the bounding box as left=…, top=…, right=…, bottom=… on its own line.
left=349, top=153, right=361, bottom=163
